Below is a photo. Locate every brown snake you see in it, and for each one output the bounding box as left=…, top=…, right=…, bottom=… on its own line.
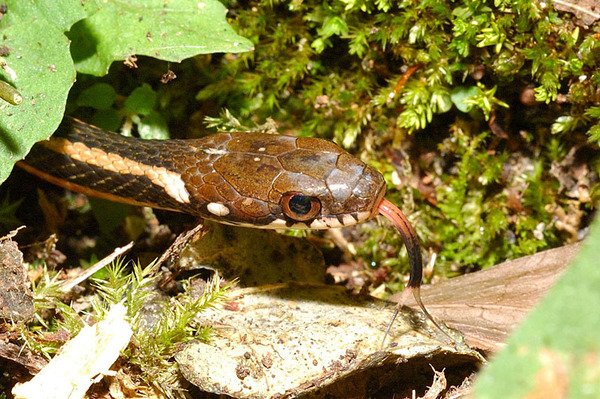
left=18, top=117, right=450, bottom=344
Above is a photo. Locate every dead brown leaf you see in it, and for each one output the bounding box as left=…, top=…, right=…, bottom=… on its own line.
left=0, top=235, right=34, bottom=322
left=399, top=243, right=582, bottom=352
left=553, top=0, right=600, bottom=26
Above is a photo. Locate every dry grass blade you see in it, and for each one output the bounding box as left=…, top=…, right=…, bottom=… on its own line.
left=59, top=242, right=134, bottom=293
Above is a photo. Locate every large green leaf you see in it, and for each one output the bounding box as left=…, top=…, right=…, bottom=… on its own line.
left=473, top=217, right=600, bottom=398
left=69, top=0, right=254, bottom=76
left=0, top=0, right=91, bottom=184
left=0, top=0, right=252, bottom=185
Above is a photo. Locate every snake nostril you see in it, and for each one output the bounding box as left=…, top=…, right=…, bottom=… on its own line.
left=280, top=192, right=321, bottom=222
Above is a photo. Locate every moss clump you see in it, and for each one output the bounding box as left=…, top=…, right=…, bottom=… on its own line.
left=19, top=260, right=229, bottom=397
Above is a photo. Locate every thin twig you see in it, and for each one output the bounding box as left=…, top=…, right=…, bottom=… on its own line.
left=60, top=242, right=134, bottom=293
left=0, top=226, right=25, bottom=241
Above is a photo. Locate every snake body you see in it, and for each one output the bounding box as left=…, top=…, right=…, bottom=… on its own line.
left=18, top=118, right=450, bottom=344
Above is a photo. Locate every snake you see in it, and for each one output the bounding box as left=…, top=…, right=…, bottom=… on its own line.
left=17, top=117, right=450, bottom=344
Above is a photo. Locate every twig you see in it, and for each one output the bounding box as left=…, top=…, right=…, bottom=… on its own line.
left=155, top=222, right=205, bottom=268
left=59, top=242, right=134, bottom=293
left=387, top=64, right=421, bottom=103
left=0, top=226, right=25, bottom=241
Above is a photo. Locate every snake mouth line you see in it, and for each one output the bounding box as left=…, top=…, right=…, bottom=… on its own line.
left=240, top=211, right=374, bottom=230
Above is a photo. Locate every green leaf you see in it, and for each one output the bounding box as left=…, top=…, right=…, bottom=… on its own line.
left=0, top=0, right=89, bottom=185
left=0, top=0, right=253, bottom=186
left=136, top=111, right=169, bottom=140
left=450, top=86, right=479, bottom=113
left=90, top=109, right=122, bottom=131
left=319, top=16, right=349, bottom=38
left=124, top=84, right=157, bottom=116
left=0, top=194, right=23, bottom=230
left=53, top=3, right=103, bottom=30
left=473, top=217, right=600, bottom=398
left=89, top=198, right=131, bottom=237
left=69, top=0, right=254, bottom=76
left=76, top=82, right=117, bottom=110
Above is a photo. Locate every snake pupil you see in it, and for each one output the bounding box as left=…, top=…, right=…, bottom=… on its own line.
left=289, top=195, right=312, bottom=215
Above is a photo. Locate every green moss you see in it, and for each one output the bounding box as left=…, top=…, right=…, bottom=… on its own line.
left=91, top=260, right=230, bottom=395
left=20, top=259, right=229, bottom=397
left=192, top=1, right=587, bottom=140
left=432, top=128, right=560, bottom=272
left=197, top=0, right=597, bottom=280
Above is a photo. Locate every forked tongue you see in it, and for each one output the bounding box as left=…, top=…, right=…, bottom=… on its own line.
left=377, top=198, right=453, bottom=346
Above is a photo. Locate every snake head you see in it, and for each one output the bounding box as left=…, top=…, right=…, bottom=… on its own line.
left=186, top=133, right=387, bottom=229
left=268, top=138, right=387, bottom=229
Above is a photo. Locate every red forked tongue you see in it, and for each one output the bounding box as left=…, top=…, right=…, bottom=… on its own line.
left=377, top=198, right=453, bottom=346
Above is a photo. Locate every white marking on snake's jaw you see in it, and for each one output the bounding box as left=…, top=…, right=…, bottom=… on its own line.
left=265, top=218, right=287, bottom=228
left=324, top=218, right=343, bottom=228
left=44, top=139, right=191, bottom=204
left=342, top=214, right=357, bottom=226
left=265, top=214, right=369, bottom=230
left=356, top=211, right=371, bottom=222
left=310, top=219, right=328, bottom=229
left=207, top=202, right=230, bottom=216
left=258, top=147, right=266, bottom=152
left=253, top=157, right=260, bottom=162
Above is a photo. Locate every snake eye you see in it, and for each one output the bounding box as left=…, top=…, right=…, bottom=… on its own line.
left=281, top=192, right=321, bottom=222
